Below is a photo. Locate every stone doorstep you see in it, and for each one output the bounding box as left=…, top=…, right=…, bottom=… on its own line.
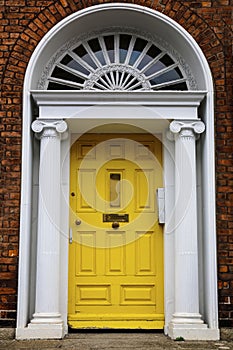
left=0, top=328, right=232, bottom=341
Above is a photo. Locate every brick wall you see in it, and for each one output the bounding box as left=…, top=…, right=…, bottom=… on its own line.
left=0, top=0, right=232, bottom=328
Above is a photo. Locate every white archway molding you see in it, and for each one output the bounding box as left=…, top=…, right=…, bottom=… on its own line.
left=17, top=4, right=219, bottom=340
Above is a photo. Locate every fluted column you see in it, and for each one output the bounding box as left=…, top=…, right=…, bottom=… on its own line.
left=29, top=119, right=67, bottom=338
left=168, top=120, right=208, bottom=340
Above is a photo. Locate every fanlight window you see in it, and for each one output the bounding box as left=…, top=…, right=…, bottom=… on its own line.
left=46, top=33, right=189, bottom=91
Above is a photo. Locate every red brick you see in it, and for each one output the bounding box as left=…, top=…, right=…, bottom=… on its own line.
left=0, top=0, right=233, bottom=328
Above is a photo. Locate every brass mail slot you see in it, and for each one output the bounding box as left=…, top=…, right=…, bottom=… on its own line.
left=103, top=214, right=129, bottom=222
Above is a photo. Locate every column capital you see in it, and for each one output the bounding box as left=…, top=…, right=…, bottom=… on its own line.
left=31, top=119, right=68, bottom=139
left=169, top=120, right=205, bottom=139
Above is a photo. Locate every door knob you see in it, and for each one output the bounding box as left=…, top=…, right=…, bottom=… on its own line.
left=75, top=219, right=82, bottom=226
left=112, top=222, right=119, bottom=229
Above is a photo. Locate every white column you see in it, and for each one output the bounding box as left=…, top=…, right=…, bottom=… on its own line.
left=168, top=120, right=209, bottom=340
left=28, top=119, right=67, bottom=339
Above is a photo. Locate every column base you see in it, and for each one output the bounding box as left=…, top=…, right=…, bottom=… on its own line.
left=30, top=312, right=63, bottom=324
left=168, top=314, right=220, bottom=340
left=16, top=323, right=66, bottom=339
left=16, top=313, right=65, bottom=339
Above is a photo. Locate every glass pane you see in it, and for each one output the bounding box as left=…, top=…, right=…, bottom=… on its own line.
left=129, top=38, right=147, bottom=66
left=144, top=53, right=174, bottom=76
left=137, top=45, right=162, bottom=70
left=51, top=67, right=85, bottom=84
left=88, top=38, right=106, bottom=65
left=73, top=44, right=86, bottom=57
left=134, top=84, right=143, bottom=90
left=73, top=45, right=97, bottom=69
left=93, top=83, right=104, bottom=90
left=110, top=173, right=121, bottom=207
left=144, top=61, right=164, bottom=76
left=119, top=34, right=131, bottom=63
left=61, top=55, right=90, bottom=75
left=88, top=38, right=101, bottom=52
left=147, top=45, right=162, bottom=58
left=158, top=82, right=188, bottom=91
left=104, top=35, right=114, bottom=63
left=47, top=33, right=188, bottom=91
left=150, top=68, right=182, bottom=85
left=47, top=82, right=78, bottom=90
left=160, top=54, right=174, bottom=66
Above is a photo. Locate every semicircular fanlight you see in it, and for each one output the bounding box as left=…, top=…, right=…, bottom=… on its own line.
left=46, top=33, right=189, bottom=91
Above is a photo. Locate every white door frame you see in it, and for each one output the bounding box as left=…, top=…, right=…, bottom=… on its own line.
left=16, top=4, right=219, bottom=340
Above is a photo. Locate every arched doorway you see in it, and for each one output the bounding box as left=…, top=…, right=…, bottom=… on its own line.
left=16, top=4, right=219, bottom=340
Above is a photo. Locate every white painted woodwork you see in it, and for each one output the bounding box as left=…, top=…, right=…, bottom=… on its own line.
left=26, top=120, right=67, bottom=339
left=31, top=91, right=206, bottom=121
left=40, top=31, right=191, bottom=91
left=17, top=4, right=219, bottom=341
left=156, top=188, right=165, bottom=224
left=167, top=120, right=216, bottom=340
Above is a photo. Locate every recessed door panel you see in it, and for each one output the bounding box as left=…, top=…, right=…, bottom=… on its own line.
left=77, top=142, right=96, bottom=159
left=136, top=231, right=155, bottom=276
left=78, top=169, right=96, bottom=212
left=120, top=284, right=156, bottom=305
left=76, top=284, right=111, bottom=305
left=106, top=232, right=126, bottom=275
left=75, top=232, right=96, bottom=276
left=135, top=169, right=154, bottom=211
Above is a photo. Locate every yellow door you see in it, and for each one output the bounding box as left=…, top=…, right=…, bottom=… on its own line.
left=68, top=133, right=164, bottom=329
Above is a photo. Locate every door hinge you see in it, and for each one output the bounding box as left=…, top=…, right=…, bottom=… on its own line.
left=156, top=188, right=165, bottom=224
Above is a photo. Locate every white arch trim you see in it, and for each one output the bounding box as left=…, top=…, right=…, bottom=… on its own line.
left=17, top=4, right=219, bottom=340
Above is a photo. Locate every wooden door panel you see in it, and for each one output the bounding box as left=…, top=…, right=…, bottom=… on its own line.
left=69, top=134, right=164, bottom=329
left=120, top=284, right=156, bottom=305
left=75, top=232, right=97, bottom=276
left=78, top=169, right=96, bottom=212
left=106, top=232, right=126, bottom=275
left=136, top=231, right=156, bottom=275
left=134, top=169, right=155, bottom=211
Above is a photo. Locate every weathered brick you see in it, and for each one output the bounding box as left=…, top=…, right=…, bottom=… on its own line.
left=0, top=0, right=233, bottom=329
